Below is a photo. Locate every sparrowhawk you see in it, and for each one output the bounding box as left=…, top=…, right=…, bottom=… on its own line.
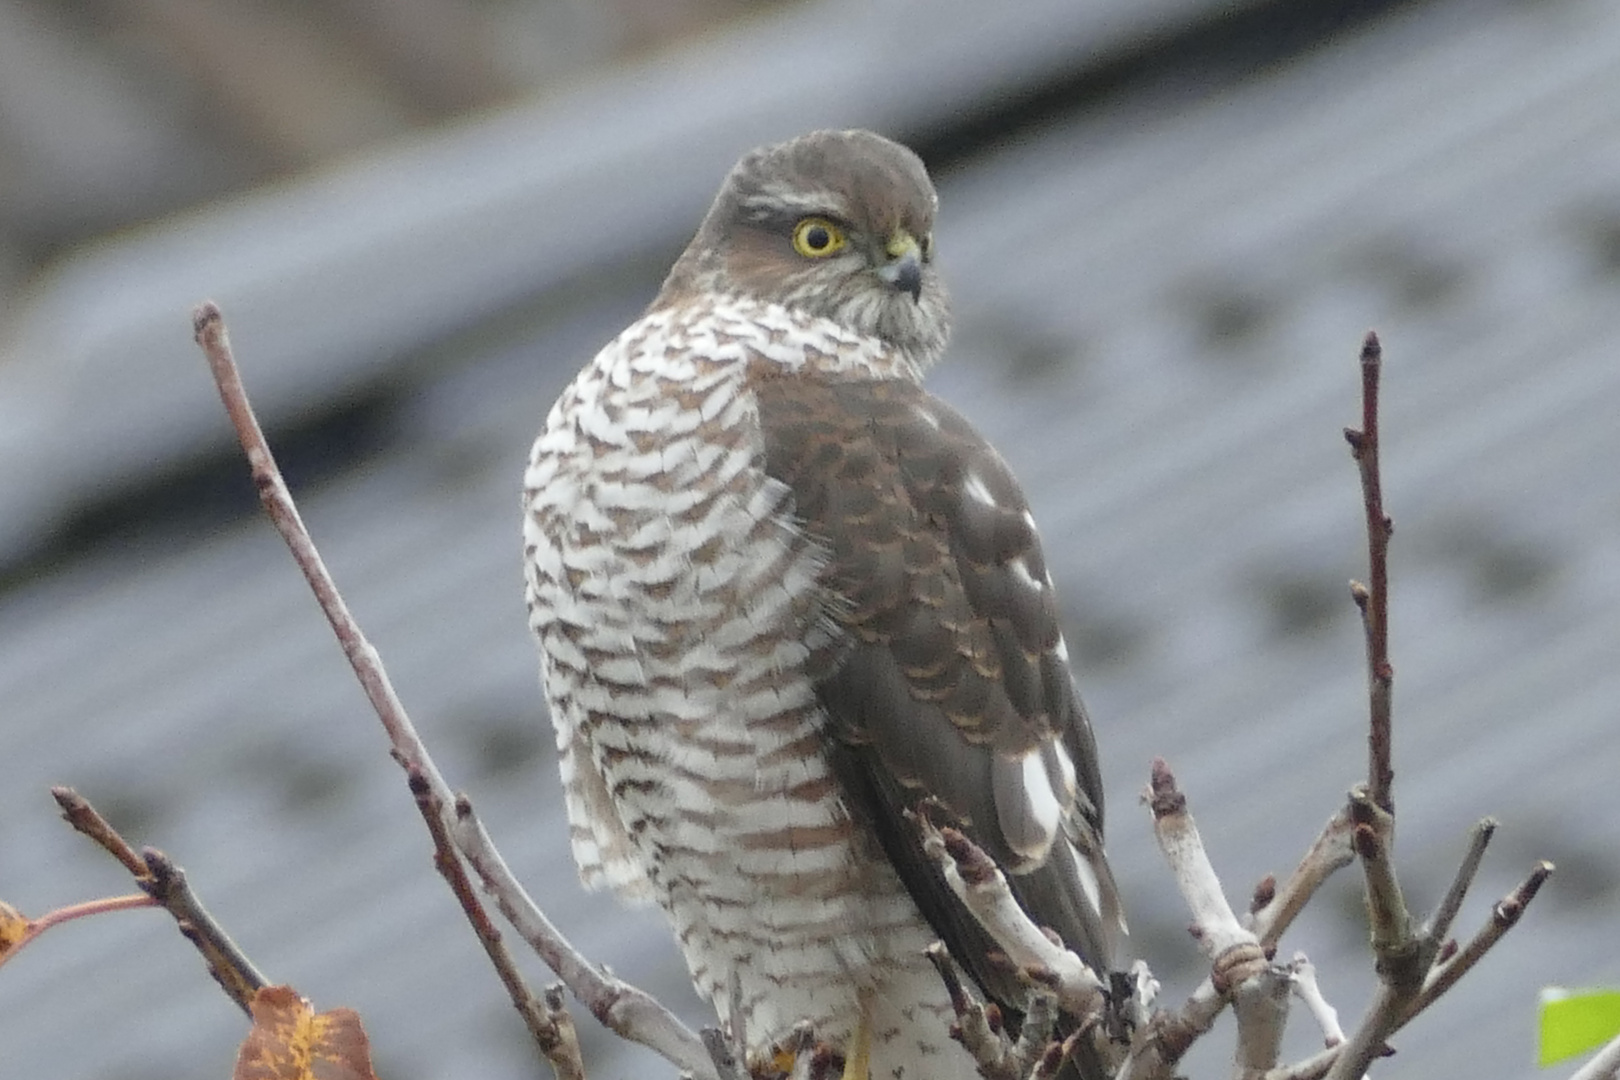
left=523, top=129, right=1124, bottom=1079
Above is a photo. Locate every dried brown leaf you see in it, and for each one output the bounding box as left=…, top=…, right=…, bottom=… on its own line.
left=233, top=985, right=378, bottom=1080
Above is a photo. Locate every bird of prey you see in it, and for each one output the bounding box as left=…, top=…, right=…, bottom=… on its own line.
left=523, top=129, right=1123, bottom=1079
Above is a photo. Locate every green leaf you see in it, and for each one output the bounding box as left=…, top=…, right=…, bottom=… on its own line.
left=1539, top=988, right=1620, bottom=1066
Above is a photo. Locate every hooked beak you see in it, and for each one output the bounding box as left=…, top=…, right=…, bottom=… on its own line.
left=877, top=228, right=924, bottom=302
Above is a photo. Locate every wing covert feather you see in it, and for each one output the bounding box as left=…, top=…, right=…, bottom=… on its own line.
left=751, top=367, right=1120, bottom=996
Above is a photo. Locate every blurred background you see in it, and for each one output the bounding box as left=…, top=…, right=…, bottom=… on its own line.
left=2, top=0, right=1618, bottom=1077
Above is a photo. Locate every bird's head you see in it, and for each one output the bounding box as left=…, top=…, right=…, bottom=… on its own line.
left=659, top=129, right=951, bottom=369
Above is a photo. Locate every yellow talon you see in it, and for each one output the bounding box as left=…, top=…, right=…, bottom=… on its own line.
left=769, top=1046, right=798, bottom=1075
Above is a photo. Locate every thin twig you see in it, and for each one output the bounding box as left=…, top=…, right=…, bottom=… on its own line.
left=143, top=848, right=269, bottom=1010
left=1254, top=808, right=1356, bottom=952
left=541, top=986, right=589, bottom=1080
left=447, top=792, right=713, bottom=1075
left=0, top=894, right=157, bottom=971
left=52, top=786, right=147, bottom=877
left=926, top=942, right=1015, bottom=1080
left=1291, top=861, right=1554, bottom=1080
left=409, top=767, right=586, bottom=1080
left=1321, top=978, right=1401, bottom=1080
left=192, top=301, right=716, bottom=1080
left=1408, top=861, right=1553, bottom=1014
left=1325, top=835, right=1412, bottom=1080
left=1287, top=954, right=1345, bottom=1049
left=51, top=786, right=266, bottom=1011
left=1423, top=818, right=1496, bottom=947
left=1343, top=331, right=1394, bottom=814
left=192, top=303, right=447, bottom=795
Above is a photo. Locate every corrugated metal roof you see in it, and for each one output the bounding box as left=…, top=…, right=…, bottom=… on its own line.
left=4, top=0, right=1619, bottom=1077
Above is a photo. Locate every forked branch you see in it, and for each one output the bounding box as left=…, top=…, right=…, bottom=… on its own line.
left=192, top=302, right=715, bottom=1080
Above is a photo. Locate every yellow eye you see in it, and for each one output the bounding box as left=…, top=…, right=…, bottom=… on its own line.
left=791, top=217, right=846, bottom=258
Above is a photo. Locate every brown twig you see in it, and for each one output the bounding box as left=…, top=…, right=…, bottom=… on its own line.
left=1347, top=788, right=1419, bottom=989
left=444, top=793, right=711, bottom=1074
left=192, top=302, right=446, bottom=794
left=144, top=849, right=269, bottom=1010
left=409, top=767, right=586, bottom=1080
left=1343, top=331, right=1394, bottom=814
left=1263, top=331, right=1554, bottom=1079
left=52, top=786, right=147, bottom=876
left=1407, top=861, right=1553, bottom=1014
left=192, top=301, right=717, bottom=1080
left=51, top=786, right=267, bottom=1011
left=1423, top=818, right=1495, bottom=948
left=540, top=986, right=589, bottom=1080
left=1253, top=807, right=1356, bottom=952
left=1275, top=861, right=1553, bottom=1080
left=0, top=894, right=156, bottom=972
left=925, top=942, right=1020, bottom=1080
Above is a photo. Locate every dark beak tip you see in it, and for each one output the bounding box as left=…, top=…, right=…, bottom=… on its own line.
left=895, top=261, right=923, bottom=302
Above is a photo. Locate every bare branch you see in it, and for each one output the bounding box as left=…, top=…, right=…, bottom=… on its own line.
left=0, top=893, right=157, bottom=972
left=1305, top=861, right=1554, bottom=1080
left=51, top=786, right=266, bottom=1012
left=1230, top=970, right=1291, bottom=1079
left=1286, top=955, right=1344, bottom=1049
left=1343, top=331, right=1394, bottom=813
left=915, top=814, right=1104, bottom=1018
left=193, top=302, right=448, bottom=795
left=1409, top=861, right=1554, bottom=1015
left=540, top=986, right=590, bottom=1080
left=1253, top=807, right=1356, bottom=952
left=408, top=768, right=586, bottom=1080
left=926, top=942, right=1011, bottom=1078
left=1149, top=760, right=1287, bottom=1078
left=447, top=792, right=714, bottom=1076
left=192, top=302, right=717, bottom=1080
left=142, top=849, right=270, bottom=1011
left=1423, top=818, right=1495, bottom=947
left=1264, top=1045, right=1337, bottom=1080
left=1118, top=1001, right=1209, bottom=1080
left=52, top=785, right=148, bottom=877
left=1347, top=789, right=1420, bottom=990
left=1148, top=761, right=1263, bottom=968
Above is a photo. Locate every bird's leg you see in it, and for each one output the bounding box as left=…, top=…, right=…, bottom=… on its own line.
left=840, top=989, right=873, bottom=1080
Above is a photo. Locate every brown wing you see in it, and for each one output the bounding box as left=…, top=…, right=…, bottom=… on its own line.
left=751, top=366, right=1123, bottom=1007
